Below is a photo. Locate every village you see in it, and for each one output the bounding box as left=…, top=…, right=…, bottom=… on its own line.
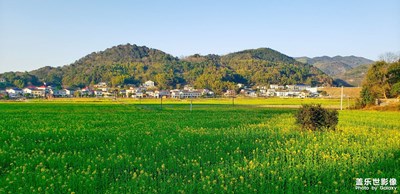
left=0, top=80, right=321, bottom=99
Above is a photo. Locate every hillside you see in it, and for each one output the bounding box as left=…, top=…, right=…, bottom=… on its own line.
left=0, top=44, right=333, bottom=94
left=219, top=48, right=332, bottom=87
left=335, top=63, right=371, bottom=87
left=296, top=56, right=373, bottom=86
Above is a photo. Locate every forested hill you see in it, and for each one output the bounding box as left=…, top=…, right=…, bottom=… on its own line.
left=0, top=44, right=333, bottom=94
left=296, top=56, right=374, bottom=86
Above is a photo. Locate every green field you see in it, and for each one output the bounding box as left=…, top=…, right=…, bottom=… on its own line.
left=0, top=101, right=399, bottom=193
left=29, top=97, right=346, bottom=108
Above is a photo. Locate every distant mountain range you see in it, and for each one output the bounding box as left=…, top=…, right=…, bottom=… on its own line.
left=296, top=56, right=374, bottom=86
left=0, top=44, right=333, bottom=94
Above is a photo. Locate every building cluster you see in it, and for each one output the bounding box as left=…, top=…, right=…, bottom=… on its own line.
left=0, top=80, right=215, bottom=99
left=265, top=84, right=319, bottom=97
left=0, top=79, right=321, bottom=99
left=224, top=84, right=319, bottom=98
left=3, top=85, right=75, bottom=98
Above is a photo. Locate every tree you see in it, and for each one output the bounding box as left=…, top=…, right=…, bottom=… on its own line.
left=359, top=59, right=400, bottom=107
left=390, top=82, right=400, bottom=97
left=13, top=79, right=25, bottom=88
left=363, top=61, right=390, bottom=99
left=379, top=52, right=400, bottom=63
left=359, top=87, right=375, bottom=107
left=111, top=76, right=126, bottom=87
left=154, top=73, right=170, bottom=89
left=295, top=104, right=338, bottom=131
left=387, top=61, right=400, bottom=85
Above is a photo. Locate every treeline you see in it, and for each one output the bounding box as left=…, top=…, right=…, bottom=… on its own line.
left=0, top=44, right=333, bottom=94
left=359, top=59, right=400, bottom=107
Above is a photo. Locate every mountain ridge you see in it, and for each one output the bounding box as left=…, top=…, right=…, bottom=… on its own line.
left=295, top=55, right=374, bottom=86
left=1, top=44, right=333, bottom=93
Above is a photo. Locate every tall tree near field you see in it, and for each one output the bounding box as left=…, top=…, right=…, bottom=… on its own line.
left=360, top=59, right=400, bottom=107
left=363, top=61, right=390, bottom=99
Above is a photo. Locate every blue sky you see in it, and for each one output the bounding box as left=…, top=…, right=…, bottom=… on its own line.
left=0, top=0, right=399, bottom=73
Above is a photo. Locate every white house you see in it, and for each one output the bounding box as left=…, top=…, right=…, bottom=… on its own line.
left=299, top=91, right=310, bottom=98
left=155, top=90, right=171, bottom=98
left=103, top=91, right=113, bottom=97
left=59, top=89, right=69, bottom=97
left=80, top=87, right=93, bottom=96
left=170, top=89, right=201, bottom=98
left=170, top=90, right=180, bottom=98
left=265, top=89, right=276, bottom=97
left=240, top=88, right=257, bottom=97
left=296, top=84, right=311, bottom=91
left=50, top=89, right=68, bottom=97
left=306, top=87, right=318, bottom=93
left=64, top=89, right=74, bottom=97
left=276, top=91, right=289, bottom=97
left=6, top=88, right=23, bottom=98
left=94, top=90, right=103, bottom=97
left=237, top=83, right=245, bottom=88
left=36, top=85, right=49, bottom=91
left=285, top=85, right=296, bottom=90
left=199, top=89, right=214, bottom=97
left=224, top=90, right=236, bottom=97
left=134, top=92, right=144, bottom=98
left=270, top=85, right=285, bottom=90
left=127, top=87, right=146, bottom=94
left=287, top=91, right=301, bottom=97
left=247, top=91, right=257, bottom=97
left=23, top=88, right=34, bottom=95
left=92, top=84, right=108, bottom=92
left=32, top=89, right=45, bottom=97
left=146, top=90, right=155, bottom=98
left=0, top=78, right=6, bottom=83
left=179, top=90, right=201, bottom=98
left=143, top=80, right=155, bottom=88
left=126, top=89, right=136, bottom=96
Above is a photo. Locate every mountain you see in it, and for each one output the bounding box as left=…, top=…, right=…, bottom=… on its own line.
left=295, top=56, right=374, bottom=86
left=334, top=63, right=371, bottom=87
left=218, top=48, right=332, bottom=87
left=0, top=44, right=333, bottom=94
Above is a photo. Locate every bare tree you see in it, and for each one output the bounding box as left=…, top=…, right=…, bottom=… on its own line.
left=379, top=52, right=400, bottom=63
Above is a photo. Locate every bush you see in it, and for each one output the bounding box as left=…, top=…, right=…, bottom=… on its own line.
left=295, top=104, right=338, bottom=131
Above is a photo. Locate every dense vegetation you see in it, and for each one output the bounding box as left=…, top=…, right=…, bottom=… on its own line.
left=295, top=104, right=338, bottom=131
left=359, top=60, right=400, bottom=107
left=0, top=102, right=399, bottom=193
left=0, top=44, right=333, bottom=93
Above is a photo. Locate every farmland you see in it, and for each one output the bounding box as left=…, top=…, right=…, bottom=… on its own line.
left=0, top=101, right=399, bottom=193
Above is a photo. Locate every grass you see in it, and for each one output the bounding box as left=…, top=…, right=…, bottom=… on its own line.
left=24, top=97, right=345, bottom=108
left=0, top=102, right=399, bottom=193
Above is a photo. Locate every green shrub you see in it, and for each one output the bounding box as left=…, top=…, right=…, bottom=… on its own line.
left=295, top=104, right=338, bottom=131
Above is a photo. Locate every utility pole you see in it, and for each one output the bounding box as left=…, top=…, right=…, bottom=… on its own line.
left=160, top=96, right=163, bottom=110
left=190, top=96, right=193, bottom=112
left=340, top=86, right=343, bottom=110
left=232, top=90, right=235, bottom=107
